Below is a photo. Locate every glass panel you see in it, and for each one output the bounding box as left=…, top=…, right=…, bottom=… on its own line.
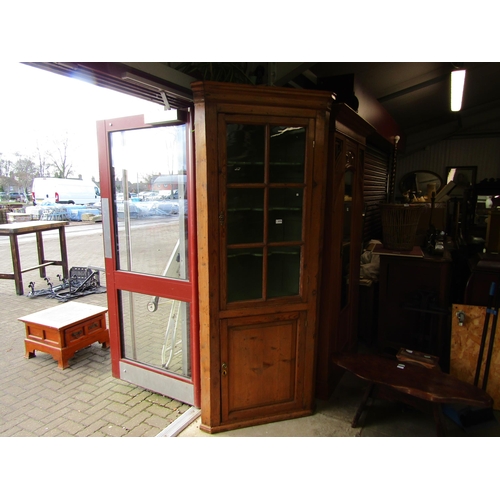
left=226, top=124, right=265, bottom=183
left=341, top=167, right=354, bottom=309
left=269, top=126, right=305, bottom=183
left=227, top=248, right=263, bottom=302
left=109, top=126, right=188, bottom=279
left=341, top=243, right=350, bottom=309
left=343, top=170, right=353, bottom=242
left=267, top=246, right=301, bottom=298
left=121, top=290, right=191, bottom=377
left=227, top=188, right=264, bottom=244
left=268, top=188, right=303, bottom=242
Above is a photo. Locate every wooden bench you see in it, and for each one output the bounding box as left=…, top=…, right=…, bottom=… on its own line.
left=332, top=351, right=493, bottom=436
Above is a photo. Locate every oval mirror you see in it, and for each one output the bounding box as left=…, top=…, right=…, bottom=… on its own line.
left=399, top=170, right=443, bottom=197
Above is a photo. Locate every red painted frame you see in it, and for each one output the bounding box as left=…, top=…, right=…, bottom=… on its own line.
left=96, top=111, right=200, bottom=408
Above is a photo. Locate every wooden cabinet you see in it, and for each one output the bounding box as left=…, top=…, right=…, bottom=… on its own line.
left=192, top=81, right=333, bottom=433
left=316, top=106, right=375, bottom=399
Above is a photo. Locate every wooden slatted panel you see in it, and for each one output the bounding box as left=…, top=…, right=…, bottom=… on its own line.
left=363, top=145, right=390, bottom=245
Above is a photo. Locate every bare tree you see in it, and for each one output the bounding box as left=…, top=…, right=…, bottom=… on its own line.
left=35, top=142, right=50, bottom=177
left=0, top=153, right=13, bottom=178
left=47, top=135, right=74, bottom=178
left=13, top=154, right=37, bottom=194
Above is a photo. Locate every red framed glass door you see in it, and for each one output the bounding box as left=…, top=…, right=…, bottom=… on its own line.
left=96, top=112, right=199, bottom=407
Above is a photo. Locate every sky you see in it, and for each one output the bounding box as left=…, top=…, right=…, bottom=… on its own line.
left=0, top=62, right=164, bottom=182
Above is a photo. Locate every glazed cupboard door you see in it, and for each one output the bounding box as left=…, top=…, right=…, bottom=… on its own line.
left=221, top=118, right=309, bottom=307
left=193, top=82, right=332, bottom=433
left=219, top=117, right=313, bottom=427
left=316, top=105, right=375, bottom=400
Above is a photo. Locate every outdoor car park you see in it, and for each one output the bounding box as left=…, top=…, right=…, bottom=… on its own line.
left=8, top=192, right=26, bottom=202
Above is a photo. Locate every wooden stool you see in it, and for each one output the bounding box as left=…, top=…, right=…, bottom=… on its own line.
left=19, top=302, right=109, bottom=369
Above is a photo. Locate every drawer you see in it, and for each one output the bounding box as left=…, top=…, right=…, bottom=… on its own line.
left=87, top=317, right=104, bottom=333
left=65, top=325, right=86, bottom=346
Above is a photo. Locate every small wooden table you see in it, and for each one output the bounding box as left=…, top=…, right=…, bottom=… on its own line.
left=0, top=220, right=69, bottom=295
left=332, top=351, right=493, bottom=436
left=19, top=302, right=109, bottom=369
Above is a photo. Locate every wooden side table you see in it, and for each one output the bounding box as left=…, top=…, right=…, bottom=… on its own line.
left=19, top=302, right=109, bottom=369
left=0, top=220, right=69, bottom=295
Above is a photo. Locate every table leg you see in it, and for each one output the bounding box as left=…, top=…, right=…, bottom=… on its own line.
left=352, top=382, right=375, bottom=428
left=58, top=226, right=69, bottom=279
left=9, top=234, right=23, bottom=295
left=36, top=231, right=47, bottom=278
left=433, top=403, right=446, bottom=436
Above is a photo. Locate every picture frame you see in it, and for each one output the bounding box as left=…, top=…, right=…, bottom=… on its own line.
left=445, top=166, right=477, bottom=198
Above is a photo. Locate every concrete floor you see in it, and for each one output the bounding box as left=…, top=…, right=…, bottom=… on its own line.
left=178, top=367, right=500, bottom=438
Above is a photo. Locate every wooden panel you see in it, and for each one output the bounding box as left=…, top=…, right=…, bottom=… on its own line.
left=450, top=304, right=500, bottom=409
left=224, top=315, right=298, bottom=415
left=220, top=312, right=306, bottom=427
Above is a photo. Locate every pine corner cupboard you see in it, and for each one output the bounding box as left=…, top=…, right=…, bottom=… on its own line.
left=192, top=81, right=375, bottom=433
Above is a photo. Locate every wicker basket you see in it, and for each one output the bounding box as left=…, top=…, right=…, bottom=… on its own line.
left=380, top=203, right=424, bottom=251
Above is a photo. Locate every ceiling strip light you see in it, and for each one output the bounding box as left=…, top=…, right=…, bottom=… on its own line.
left=451, top=69, right=466, bottom=112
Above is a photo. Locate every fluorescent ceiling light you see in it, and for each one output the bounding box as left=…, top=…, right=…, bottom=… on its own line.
left=451, top=69, right=466, bottom=112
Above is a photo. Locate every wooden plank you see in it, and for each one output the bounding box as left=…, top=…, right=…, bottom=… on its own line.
left=21, top=261, right=55, bottom=273
left=450, top=304, right=500, bottom=409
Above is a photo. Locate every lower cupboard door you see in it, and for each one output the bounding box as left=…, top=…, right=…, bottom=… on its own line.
left=220, top=311, right=310, bottom=424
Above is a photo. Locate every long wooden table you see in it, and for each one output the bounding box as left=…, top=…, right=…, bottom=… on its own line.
left=332, top=351, right=494, bottom=436
left=0, top=220, right=69, bottom=295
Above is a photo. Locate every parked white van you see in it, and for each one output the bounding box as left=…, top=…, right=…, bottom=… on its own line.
left=32, top=177, right=100, bottom=206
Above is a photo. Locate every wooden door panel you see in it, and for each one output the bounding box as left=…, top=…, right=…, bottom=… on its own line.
left=221, top=312, right=305, bottom=422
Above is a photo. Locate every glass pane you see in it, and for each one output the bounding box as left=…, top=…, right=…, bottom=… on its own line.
left=267, top=246, right=301, bottom=298
left=341, top=244, right=350, bottom=309
left=344, top=170, right=353, bottom=242
left=227, top=188, right=264, bottom=244
left=227, top=248, right=263, bottom=302
left=269, top=126, right=305, bottom=183
left=110, top=126, right=189, bottom=279
left=268, top=188, right=303, bottom=242
left=227, top=124, right=265, bottom=183
left=341, top=168, right=354, bottom=309
left=121, top=290, right=191, bottom=377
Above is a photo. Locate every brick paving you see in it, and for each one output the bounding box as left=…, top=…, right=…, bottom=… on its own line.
left=0, top=220, right=191, bottom=437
